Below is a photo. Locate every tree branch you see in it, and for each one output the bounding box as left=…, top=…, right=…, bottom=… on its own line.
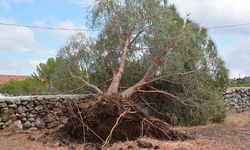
left=121, top=56, right=158, bottom=98
left=70, top=71, right=103, bottom=95
left=129, top=25, right=152, bottom=47
left=139, top=89, right=178, bottom=101
left=139, top=70, right=197, bottom=88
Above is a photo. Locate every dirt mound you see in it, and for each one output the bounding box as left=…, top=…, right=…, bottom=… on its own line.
left=55, top=95, right=190, bottom=146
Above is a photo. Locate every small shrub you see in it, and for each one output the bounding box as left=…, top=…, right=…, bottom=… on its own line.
left=0, top=78, right=48, bottom=96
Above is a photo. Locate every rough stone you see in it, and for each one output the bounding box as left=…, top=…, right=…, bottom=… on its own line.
left=28, top=118, right=35, bottom=122
left=0, top=103, right=7, bottom=108
left=223, top=87, right=250, bottom=112
left=23, top=121, right=31, bottom=128
left=28, top=127, right=38, bottom=131
left=28, top=113, right=37, bottom=118
left=137, top=140, right=153, bottom=149
left=38, top=97, right=43, bottom=101
left=8, top=104, right=17, bottom=108
left=34, top=105, right=43, bottom=111
left=2, top=124, right=7, bottom=129
left=31, top=110, right=37, bottom=114
left=21, top=113, right=27, bottom=118
left=5, top=100, right=14, bottom=105
left=14, top=120, right=23, bottom=132
left=21, top=118, right=27, bottom=122
left=17, top=106, right=27, bottom=114
left=21, top=101, right=28, bottom=105
left=2, top=108, right=9, bottom=113
left=34, top=100, right=40, bottom=105
left=1, top=114, right=9, bottom=122
left=31, top=122, right=36, bottom=127
left=46, top=103, right=55, bottom=109
left=26, top=103, right=34, bottom=109
left=8, top=108, right=15, bottom=115
left=14, top=99, right=21, bottom=105
left=35, top=116, right=45, bottom=128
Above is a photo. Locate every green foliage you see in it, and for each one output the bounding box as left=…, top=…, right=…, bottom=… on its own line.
left=51, top=33, right=112, bottom=94
left=0, top=58, right=58, bottom=96
left=33, top=58, right=57, bottom=92
left=231, top=82, right=250, bottom=87
left=47, top=0, right=229, bottom=126
left=0, top=78, right=48, bottom=96
left=139, top=73, right=228, bottom=126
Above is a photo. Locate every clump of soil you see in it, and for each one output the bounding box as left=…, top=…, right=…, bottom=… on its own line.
left=55, top=95, right=190, bottom=144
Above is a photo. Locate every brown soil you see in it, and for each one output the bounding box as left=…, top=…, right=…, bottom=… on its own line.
left=0, top=110, right=250, bottom=150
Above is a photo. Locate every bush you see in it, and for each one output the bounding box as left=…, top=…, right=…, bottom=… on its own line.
left=139, top=73, right=228, bottom=126
left=231, top=82, right=250, bottom=87
left=0, top=78, right=48, bottom=96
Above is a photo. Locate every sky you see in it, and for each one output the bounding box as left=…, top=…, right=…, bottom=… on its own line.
left=0, top=0, right=249, bottom=78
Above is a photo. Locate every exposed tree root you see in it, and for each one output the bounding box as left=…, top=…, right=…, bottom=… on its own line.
left=55, top=95, right=191, bottom=148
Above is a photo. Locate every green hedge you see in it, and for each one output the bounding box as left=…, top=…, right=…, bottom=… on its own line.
left=0, top=78, right=48, bottom=96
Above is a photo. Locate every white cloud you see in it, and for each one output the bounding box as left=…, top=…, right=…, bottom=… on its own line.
left=0, top=18, right=57, bottom=75
left=0, top=0, right=10, bottom=9
left=51, top=20, right=85, bottom=42
left=0, top=0, right=34, bottom=9
left=34, top=20, right=86, bottom=43
left=169, top=0, right=250, bottom=27
left=220, top=35, right=250, bottom=78
left=0, top=18, right=84, bottom=75
left=28, top=59, right=46, bottom=67
left=169, top=0, right=250, bottom=78
left=0, top=59, right=46, bottom=75
left=70, top=0, right=94, bottom=6
left=0, top=18, right=36, bottom=52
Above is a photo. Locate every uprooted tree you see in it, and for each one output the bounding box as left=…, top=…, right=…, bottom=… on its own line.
left=54, top=0, right=229, bottom=146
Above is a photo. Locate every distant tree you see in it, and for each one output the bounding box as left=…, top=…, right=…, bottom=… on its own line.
left=33, top=58, right=57, bottom=92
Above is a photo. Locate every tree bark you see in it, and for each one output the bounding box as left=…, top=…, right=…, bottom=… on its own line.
left=106, top=37, right=130, bottom=95
left=121, top=77, right=147, bottom=98
left=70, top=71, right=103, bottom=95
left=106, top=16, right=142, bottom=96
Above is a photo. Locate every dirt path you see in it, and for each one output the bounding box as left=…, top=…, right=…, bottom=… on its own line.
left=0, top=110, right=250, bottom=150
left=175, top=110, right=250, bottom=150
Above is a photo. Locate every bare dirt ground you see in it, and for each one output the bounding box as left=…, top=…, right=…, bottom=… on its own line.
left=0, top=110, right=250, bottom=150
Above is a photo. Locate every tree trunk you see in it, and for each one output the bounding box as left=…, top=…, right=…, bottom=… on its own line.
left=106, top=37, right=130, bottom=95
left=106, top=16, right=142, bottom=96
left=106, top=74, right=120, bottom=95
left=121, top=77, right=147, bottom=98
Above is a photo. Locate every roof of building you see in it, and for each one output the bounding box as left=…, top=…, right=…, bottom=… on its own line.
left=0, top=75, right=30, bottom=85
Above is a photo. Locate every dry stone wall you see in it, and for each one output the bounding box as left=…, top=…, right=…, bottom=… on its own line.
left=223, top=87, right=250, bottom=112
left=0, top=94, right=91, bottom=130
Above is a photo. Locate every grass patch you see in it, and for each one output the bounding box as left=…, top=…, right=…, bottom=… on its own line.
left=231, top=82, right=250, bottom=87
